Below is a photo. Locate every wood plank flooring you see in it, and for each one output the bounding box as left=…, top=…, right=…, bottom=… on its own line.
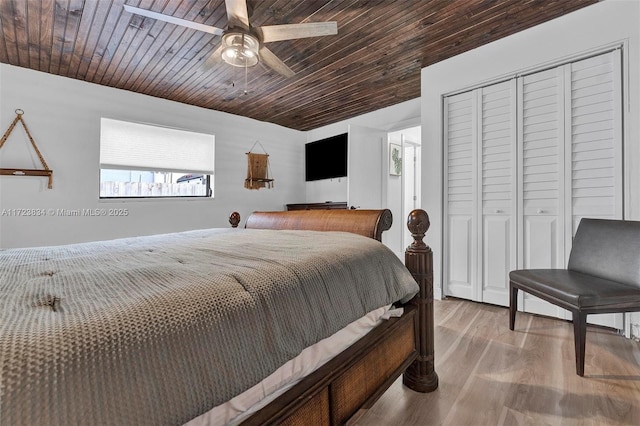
left=352, top=298, right=640, bottom=426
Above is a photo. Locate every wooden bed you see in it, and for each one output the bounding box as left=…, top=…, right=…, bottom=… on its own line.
left=0, top=208, right=437, bottom=426
left=237, top=208, right=438, bottom=425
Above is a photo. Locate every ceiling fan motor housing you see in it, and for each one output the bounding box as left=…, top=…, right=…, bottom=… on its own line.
left=221, top=32, right=260, bottom=67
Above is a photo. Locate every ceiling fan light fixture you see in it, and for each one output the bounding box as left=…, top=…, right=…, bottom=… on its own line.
left=221, top=32, right=259, bottom=68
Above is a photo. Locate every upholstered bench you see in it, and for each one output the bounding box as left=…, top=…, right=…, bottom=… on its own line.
left=509, top=218, right=640, bottom=376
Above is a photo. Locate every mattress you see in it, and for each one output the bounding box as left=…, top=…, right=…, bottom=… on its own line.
left=188, top=304, right=403, bottom=426
left=0, top=228, right=418, bottom=425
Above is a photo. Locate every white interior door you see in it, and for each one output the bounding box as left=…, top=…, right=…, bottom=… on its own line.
left=565, top=50, right=624, bottom=329
left=444, top=81, right=517, bottom=307
left=517, top=66, right=568, bottom=318
left=385, top=127, right=420, bottom=258
left=517, top=50, right=624, bottom=328
left=479, top=80, right=517, bottom=306
left=444, top=91, right=478, bottom=301
left=442, top=49, right=623, bottom=329
left=402, top=142, right=421, bottom=252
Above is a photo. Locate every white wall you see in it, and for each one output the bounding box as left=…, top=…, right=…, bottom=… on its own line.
left=421, top=0, right=640, bottom=333
left=303, top=98, right=421, bottom=253
left=303, top=99, right=421, bottom=207
left=0, top=64, right=305, bottom=248
left=306, top=98, right=421, bottom=142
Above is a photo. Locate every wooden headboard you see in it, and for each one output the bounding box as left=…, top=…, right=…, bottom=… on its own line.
left=243, top=209, right=393, bottom=241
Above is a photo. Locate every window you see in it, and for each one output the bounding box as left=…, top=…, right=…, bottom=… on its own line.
left=99, top=118, right=214, bottom=198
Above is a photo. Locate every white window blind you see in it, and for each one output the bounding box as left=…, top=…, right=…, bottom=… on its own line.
left=100, top=118, right=215, bottom=174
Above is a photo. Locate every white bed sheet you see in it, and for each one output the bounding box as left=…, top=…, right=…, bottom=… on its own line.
left=185, top=304, right=403, bottom=426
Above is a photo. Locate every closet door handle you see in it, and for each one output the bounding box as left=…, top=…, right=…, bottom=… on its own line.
left=494, top=209, right=502, bottom=214
left=537, top=209, right=545, bottom=214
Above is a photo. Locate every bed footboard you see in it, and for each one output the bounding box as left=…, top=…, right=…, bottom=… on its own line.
left=236, top=208, right=438, bottom=425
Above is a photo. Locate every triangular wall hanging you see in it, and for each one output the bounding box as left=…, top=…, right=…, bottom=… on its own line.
left=0, top=109, right=53, bottom=188
left=244, top=141, right=274, bottom=190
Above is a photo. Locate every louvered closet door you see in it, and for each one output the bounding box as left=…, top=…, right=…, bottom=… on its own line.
left=518, top=66, right=567, bottom=318
left=480, top=81, right=517, bottom=306
left=567, top=50, right=623, bottom=237
left=517, top=49, right=623, bottom=326
left=566, top=50, right=623, bottom=328
left=444, top=91, right=477, bottom=301
left=444, top=81, right=516, bottom=306
left=444, top=49, right=623, bottom=326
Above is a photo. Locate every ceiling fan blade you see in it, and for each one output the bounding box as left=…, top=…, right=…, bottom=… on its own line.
left=257, top=22, right=338, bottom=43
left=198, top=44, right=224, bottom=72
left=225, top=0, right=250, bottom=30
left=259, top=46, right=295, bottom=78
left=123, top=4, right=224, bottom=36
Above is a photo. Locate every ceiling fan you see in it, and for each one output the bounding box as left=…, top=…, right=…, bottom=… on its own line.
left=123, top=0, right=338, bottom=78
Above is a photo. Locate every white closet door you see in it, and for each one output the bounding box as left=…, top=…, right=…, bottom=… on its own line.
left=444, top=91, right=478, bottom=301
left=518, top=66, right=567, bottom=318
left=566, top=50, right=624, bottom=328
left=517, top=50, right=623, bottom=326
left=443, top=50, right=623, bottom=329
left=567, top=50, right=623, bottom=235
left=480, top=81, right=517, bottom=306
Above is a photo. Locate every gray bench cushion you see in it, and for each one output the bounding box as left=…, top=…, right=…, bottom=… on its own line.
left=509, top=269, right=640, bottom=309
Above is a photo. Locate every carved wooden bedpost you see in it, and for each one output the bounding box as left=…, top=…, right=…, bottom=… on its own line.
left=403, top=209, right=439, bottom=392
left=229, top=211, right=241, bottom=228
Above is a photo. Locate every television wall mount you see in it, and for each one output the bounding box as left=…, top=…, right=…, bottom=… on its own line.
left=0, top=109, right=53, bottom=189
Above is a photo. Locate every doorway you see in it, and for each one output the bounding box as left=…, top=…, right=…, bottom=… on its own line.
left=386, top=126, right=421, bottom=257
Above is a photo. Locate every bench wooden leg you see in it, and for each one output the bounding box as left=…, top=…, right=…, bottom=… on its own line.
left=509, top=285, right=518, bottom=330
left=572, top=311, right=587, bottom=377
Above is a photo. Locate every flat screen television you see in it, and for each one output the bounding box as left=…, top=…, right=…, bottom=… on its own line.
left=305, top=133, right=348, bottom=181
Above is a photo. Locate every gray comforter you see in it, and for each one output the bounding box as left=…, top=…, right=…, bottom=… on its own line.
left=0, top=228, right=418, bottom=425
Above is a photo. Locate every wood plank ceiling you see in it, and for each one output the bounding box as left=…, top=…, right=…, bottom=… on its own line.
left=0, top=0, right=597, bottom=131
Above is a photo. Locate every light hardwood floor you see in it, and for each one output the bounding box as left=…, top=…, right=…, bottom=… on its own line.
left=352, top=298, right=640, bottom=426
